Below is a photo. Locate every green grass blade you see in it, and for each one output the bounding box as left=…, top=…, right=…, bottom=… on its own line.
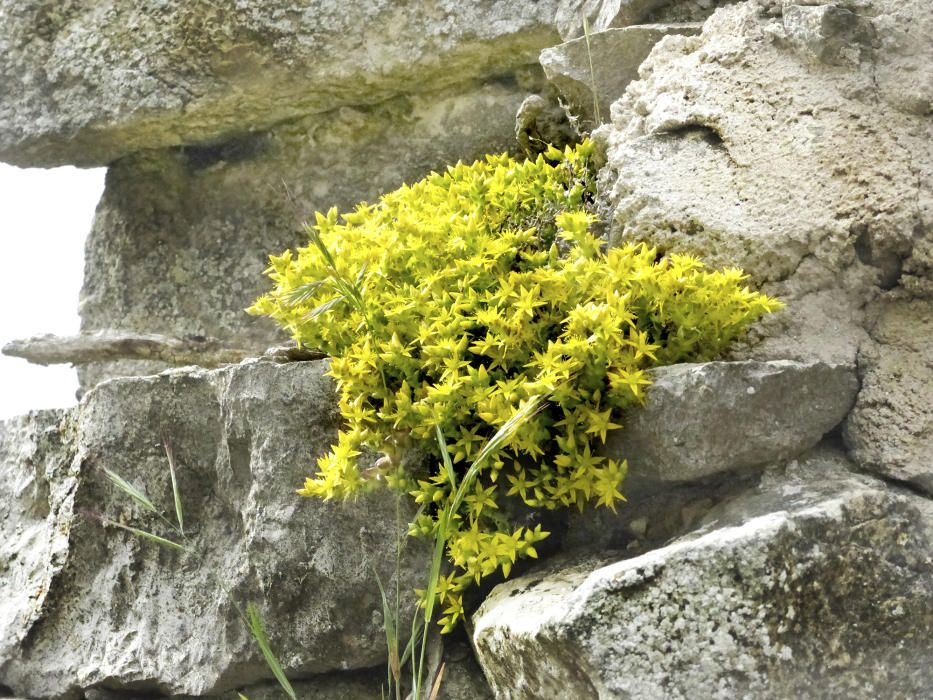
left=305, top=224, right=339, bottom=272
left=374, top=569, right=401, bottom=688
left=163, top=440, right=185, bottom=535
left=582, top=16, right=602, bottom=125
left=305, top=294, right=344, bottom=320
left=103, top=468, right=157, bottom=514
left=282, top=280, right=324, bottom=306
left=107, top=521, right=190, bottom=553
left=246, top=602, right=297, bottom=700
left=449, top=395, right=547, bottom=518
left=434, top=425, right=457, bottom=491
left=416, top=505, right=451, bottom=698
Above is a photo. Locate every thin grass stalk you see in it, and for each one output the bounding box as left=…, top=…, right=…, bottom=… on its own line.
left=414, top=395, right=547, bottom=696
left=582, top=16, right=602, bottom=126
left=163, top=439, right=185, bottom=535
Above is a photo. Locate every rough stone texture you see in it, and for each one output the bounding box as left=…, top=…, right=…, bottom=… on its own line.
left=515, top=93, right=581, bottom=156
left=845, top=297, right=933, bottom=494
left=560, top=465, right=762, bottom=558
left=595, top=0, right=933, bottom=368
left=3, top=331, right=262, bottom=368
left=540, top=23, right=702, bottom=129
left=605, top=359, right=858, bottom=482
left=160, top=654, right=490, bottom=700
left=472, top=448, right=933, bottom=699
left=556, top=0, right=737, bottom=39
left=0, top=0, right=570, bottom=167
left=0, top=359, right=431, bottom=699
left=0, top=410, right=76, bottom=672
left=77, top=77, right=541, bottom=390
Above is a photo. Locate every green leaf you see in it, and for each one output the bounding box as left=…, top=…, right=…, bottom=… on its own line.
left=107, top=520, right=190, bottom=553
left=435, top=424, right=457, bottom=491
left=103, top=468, right=157, bottom=514
left=282, top=280, right=324, bottom=306
left=450, top=395, right=548, bottom=519
left=163, top=440, right=185, bottom=535
left=246, top=602, right=297, bottom=700
left=374, top=569, right=401, bottom=686
left=304, top=295, right=344, bottom=321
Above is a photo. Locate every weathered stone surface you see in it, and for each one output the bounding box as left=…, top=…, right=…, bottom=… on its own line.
left=0, top=359, right=431, bottom=698
left=72, top=648, right=491, bottom=700
left=515, top=93, right=581, bottom=156
left=2, top=330, right=263, bottom=368
left=0, top=410, right=76, bottom=671
left=0, top=1, right=569, bottom=167
left=595, top=0, right=933, bottom=366
left=472, top=449, right=933, bottom=699
left=77, top=78, right=541, bottom=389
left=605, top=359, right=858, bottom=482
left=540, top=23, right=702, bottom=129
left=556, top=0, right=737, bottom=39
left=845, top=298, right=933, bottom=494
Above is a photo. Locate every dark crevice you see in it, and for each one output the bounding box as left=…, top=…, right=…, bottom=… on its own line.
left=869, top=472, right=933, bottom=502
left=658, top=122, right=727, bottom=151
left=181, top=131, right=272, bottom=171
left=852, top=225, right=905, bottom=290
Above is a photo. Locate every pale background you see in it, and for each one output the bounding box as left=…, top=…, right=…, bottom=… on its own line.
left=0, top=165, right=106, bottom=420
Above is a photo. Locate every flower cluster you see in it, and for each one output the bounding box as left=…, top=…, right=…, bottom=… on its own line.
left=250, top=141, right=782, bottom=630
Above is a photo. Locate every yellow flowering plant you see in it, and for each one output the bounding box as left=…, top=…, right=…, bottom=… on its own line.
left=250, top=140, right=782, bottom=632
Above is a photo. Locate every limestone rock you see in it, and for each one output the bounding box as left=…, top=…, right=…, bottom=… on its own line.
left=0, top=0, right=567, bottom=167
left=845, top=298, right=933, bottom=494
left=556, top=0, right=737, bottom=39
left=595, top=0, right=933, bottom=366
left=0, top=359, right=431, bottom=698
left=606, top=359, right=858, bottom=482
left=472, top=449, right=933, bottom=698
left=77, top=79, right=540, bottom=389
left=540, top=23, right=702, bottom=129
left=0, top=410, right=76, bottom=670
left=514, top=93, right=581, bottom=156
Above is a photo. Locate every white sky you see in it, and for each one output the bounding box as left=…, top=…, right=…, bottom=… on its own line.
left=0, top=164, right=106, bottom=420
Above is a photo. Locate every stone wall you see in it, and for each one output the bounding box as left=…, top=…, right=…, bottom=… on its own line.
left=1, top=1, right=931, bottom=698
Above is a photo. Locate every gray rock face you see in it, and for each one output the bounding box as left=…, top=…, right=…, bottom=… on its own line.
left=0, top=0, right=566, bottom=167
left=595, top=0, right=933, bottom=367
left=0, top=359, right=431, bottom=698
left=0, top=410, right=76, bottom=669
left=557, top=0, right=737, bottom=39
left=540, top=23, right=702, bottom=129
left=845, top=298, right=933, bottom=494
left=607, top=359, right=859, bottom=482
left=77, top=78, right=541, bottom=389
left=472, top=449, right=933, bottom=699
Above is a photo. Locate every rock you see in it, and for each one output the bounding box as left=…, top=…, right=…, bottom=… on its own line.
left=0, top=410, right=76, bottom=670
left=78, top=78, right=542, bottom=390
left=2, top=331, right=262, bottom=368
left=437, top=649, right=496, bottom=700
left=472, top=449, right=933, bottom=699
left=595, top=0, right=933, bottom=366
left=845, top=298, right=933, bottom=494
left=781, top=3, right=876, bottom=65
left=605, top=359, right=858, bottom=482
left=212, top=672, right=384, bottom=700
left=0, top=359, right=431, bottom=698
left=515, top=94, right=581, bottom=156
left=556, top=0, right=736, bottom=39
left=540, top=23, right=702, bottom=129
left=0, top=0, right=567, bottom=167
